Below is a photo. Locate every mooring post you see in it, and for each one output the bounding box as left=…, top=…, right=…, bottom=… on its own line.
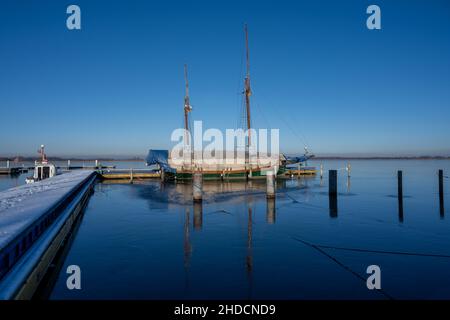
left=439, top=169, right=444, bottom=216
left=329, top=170, right=337, bottom=195
left=130, top=168, right=133, bottom=184
left=68, top=159, right=71, bottom=169
left=6, top=160, right=10, bottom=169
left=329, top=194, right=338, bottom=218
left=347, top=163, right=351, bottom=178
left=397, top=170, right=403, bottom=198
left=320, top=163, right=323, bottom=179
left=266, top=168, right=276, bottom=199
left=398, top=170, right=404, bottom=221
left=328, top=169, right=338, bottom=217
left=193, top=202, right=203, bottom=230
left=297, top=162, right=301, bottom=178
left=193, top=171, right=203, bottom=203
left=95, top=160, right=99, bottom=168
left=266, top=198, right=276, bottom=224
left=161, top=167, right=165, bottom=181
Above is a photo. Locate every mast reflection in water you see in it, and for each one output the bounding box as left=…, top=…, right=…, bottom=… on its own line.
left=46, top=160, right=450, bottom=299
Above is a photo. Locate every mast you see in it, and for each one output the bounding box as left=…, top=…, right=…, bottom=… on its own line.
left=244, top=24, right=252, bottom=147
left=183, top=64, right=193, bottom=170
left=184, top=64, right=192, bottom=144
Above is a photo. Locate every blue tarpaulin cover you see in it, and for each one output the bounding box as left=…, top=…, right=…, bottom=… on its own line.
left=145, top=150, right=175, bottom=172
left=284, top=154, right=314, bottom=164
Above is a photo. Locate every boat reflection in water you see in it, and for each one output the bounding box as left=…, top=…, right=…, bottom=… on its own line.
left=135, top=179, right=307, bottom=266
left=46, top=160, right=450, bottom=300
left=266, top=198, right=276, bottom=224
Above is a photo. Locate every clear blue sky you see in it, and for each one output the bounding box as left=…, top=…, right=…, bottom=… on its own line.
left=0, top=0, right=449, bottom=157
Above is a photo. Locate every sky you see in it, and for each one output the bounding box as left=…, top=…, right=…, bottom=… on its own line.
left=0, top=0, right=449, bottom=157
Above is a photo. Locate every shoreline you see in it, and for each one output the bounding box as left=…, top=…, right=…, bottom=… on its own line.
left=0, top=156, right=449, bottom=162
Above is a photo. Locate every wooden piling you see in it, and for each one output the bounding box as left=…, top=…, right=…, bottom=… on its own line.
left=266, top=198, right=276, bottom=224
left=329, top=170, right=337, bottom=195
left=193, top=171, right=203, bottom=203
left=397, top=170, right=403, bottom=198
left=439, top=169, right=444, bottom=216
left=266, top=169, right=275, bottom=199
left=193, top=202, right=203, bottom=230
left=329, top=194, right=338, bottom=218
left=328, top=170, right=338, bottom=217
left=398, top=170, right=404, bottom=222
left=130, top=168, right=133, bottom=183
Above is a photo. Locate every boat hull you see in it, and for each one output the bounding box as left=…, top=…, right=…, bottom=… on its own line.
left=175, top=167, right=287, bottom=180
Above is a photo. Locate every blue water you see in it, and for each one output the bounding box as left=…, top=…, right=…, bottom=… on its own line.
left=41, top=159, right=450, bottom=299
left=2, top=160, right=450, bottom=299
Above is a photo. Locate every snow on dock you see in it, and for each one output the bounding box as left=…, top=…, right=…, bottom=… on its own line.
left=0, top=170, right=95, bottom=251
left=0, top=170, right=97, bottom=299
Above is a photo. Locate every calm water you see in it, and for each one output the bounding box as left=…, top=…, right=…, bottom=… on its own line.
left=2, top=160, right=450, bottom=299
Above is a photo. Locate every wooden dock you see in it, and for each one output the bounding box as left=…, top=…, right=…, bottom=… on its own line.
left=0, top=167, right=25, bottom=175
left=99, top=169, right=161, bottom=180
left=284, top=167, right=317, bottom=176
left=0, top=171, right=97, bottom=299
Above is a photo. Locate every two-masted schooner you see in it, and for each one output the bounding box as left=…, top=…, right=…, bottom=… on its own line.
left=147, top=25, right=315, bottom=180
left=169, top=25, right=282, bottom=180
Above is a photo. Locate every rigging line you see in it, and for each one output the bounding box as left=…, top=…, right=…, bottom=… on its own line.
left=292, top=236, right=394, bottom=300
left=251, top=94, right=271, bottom=129
left=240, top=93, right=246, bottom=129
left=235, top=35, right=245, bottom=130
left=236, top=92, right=244, bottom=130
left=278, top=115, right=309, bottom=151
left=236, top=93, right=244, bottom=131
left=280, top=116, right=306, bottom=146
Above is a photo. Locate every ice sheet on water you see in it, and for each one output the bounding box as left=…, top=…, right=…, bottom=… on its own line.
left=0, top=170, right=94, bottom=250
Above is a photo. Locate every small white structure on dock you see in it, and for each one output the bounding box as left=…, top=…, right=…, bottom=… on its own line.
left=26, top=145, right=57, bottom=184
left=26, top=163, right=57, bottom=184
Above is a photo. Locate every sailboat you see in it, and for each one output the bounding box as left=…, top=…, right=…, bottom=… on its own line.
left=147, top=25, right=315, bottom=180
left=169, top=26, right=281, bottom=180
